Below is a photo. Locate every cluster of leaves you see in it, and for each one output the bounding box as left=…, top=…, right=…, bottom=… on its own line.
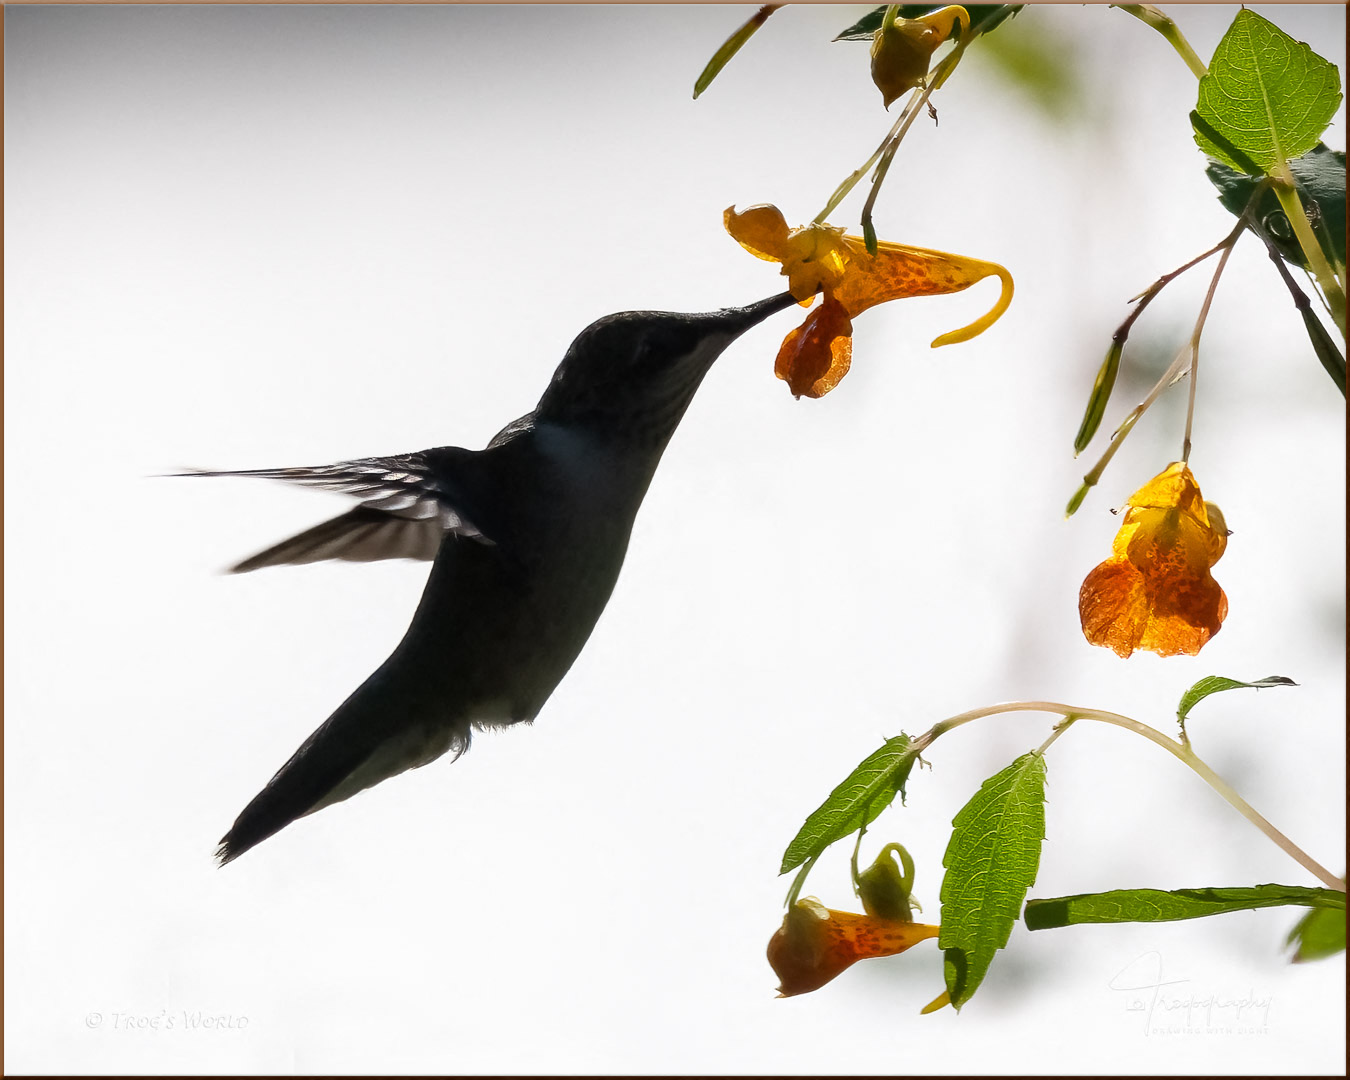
left=776, top=677, right=1341, bottom=1010
left=694, top=3, right=1345, bottom=1009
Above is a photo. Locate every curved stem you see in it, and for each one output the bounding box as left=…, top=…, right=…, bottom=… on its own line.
left=909, top=701, right=1344, bottom=891
left=1116, top=4, right=1208, bottom=80
left=1181, top=228, right=1238, bottom=462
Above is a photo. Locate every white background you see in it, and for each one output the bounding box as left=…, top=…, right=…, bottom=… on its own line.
left=6, top=3, right=1345, bottom=1072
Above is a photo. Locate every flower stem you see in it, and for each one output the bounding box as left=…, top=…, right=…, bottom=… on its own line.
left=910, top=700, right=1344, bottom=892
left=1181, top=227, right=1239, bottom=463
left=1116, top=4, right=1208, bottom=79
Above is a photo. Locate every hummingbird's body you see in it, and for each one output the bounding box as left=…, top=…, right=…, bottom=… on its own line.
left=195, top=294, right=796, bottom=863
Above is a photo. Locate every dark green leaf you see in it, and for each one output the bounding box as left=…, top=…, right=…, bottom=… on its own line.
left=1176, top=675, right=1298, bottom=725
left=779, top=735, right=915, bottom=875
left=1288, top=900, right=1347, bottom=962
left=836, top=5, right=1020, bottom=43
left=1025, top=884, right=1344, bottom=930
left=1207, top=144, right=1347, bottom=271
left=1192, top=10, right=1343, bottom=176
left=1073, top=339, right=1124, bottom=455
left=939, top=751, right=1047, bottom=1009
left=1299, top=301, right=1347, bottom=396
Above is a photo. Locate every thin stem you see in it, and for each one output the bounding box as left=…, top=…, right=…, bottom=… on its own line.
left=1036, top=714, right=1078, bottom=754
left=814, top=21, right=971, bottom=225
left=1181, top=230, right=1238, bottom=462
left=909, top=701, right=1344, bottom=892
left=1116, top=4, right=1208, bottom=79
left=1253, top=218, right=1346, bottom=396
left=1271, top=172, right=1348, bottom=339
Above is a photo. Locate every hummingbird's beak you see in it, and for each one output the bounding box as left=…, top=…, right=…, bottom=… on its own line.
left=709, top=290, right=802, bottom=336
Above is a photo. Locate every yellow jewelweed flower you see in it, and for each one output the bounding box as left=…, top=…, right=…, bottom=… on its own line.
left=1079, top=462, right=1230, bottom=658
left=725, top=203, right=1013, bottom=398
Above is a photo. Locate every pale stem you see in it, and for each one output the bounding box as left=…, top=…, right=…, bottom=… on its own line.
left=1181, top=231, right=1238, bottom=462
left=910, top=701, right=1345, bottom=892
left=1116, top=4, right=1208, bottom=79
left=814, top=30, right=969, bottom=225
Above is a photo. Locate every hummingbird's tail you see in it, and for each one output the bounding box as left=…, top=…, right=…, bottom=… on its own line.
left=216, top=672, right=469, bottom=864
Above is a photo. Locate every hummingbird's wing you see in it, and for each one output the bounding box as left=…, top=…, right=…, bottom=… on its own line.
left=180, top=450, right=493, bottom=573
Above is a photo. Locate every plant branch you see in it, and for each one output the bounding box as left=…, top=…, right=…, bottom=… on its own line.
left=1271, top=170, right=1348, bottom=339
left=909, top=701, right=1344, bottom=892
left=1115, top=5, right=1208, bottom=79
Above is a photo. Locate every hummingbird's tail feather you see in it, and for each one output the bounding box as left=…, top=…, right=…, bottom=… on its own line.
left=216, top=676, right=470, bottom=864
left=229, top=507, right=444, bottom=573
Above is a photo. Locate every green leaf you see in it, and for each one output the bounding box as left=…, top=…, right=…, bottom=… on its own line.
left=779, top=735, right=915, bottom=875
left=939, top=751, right=1047, bottom=1009
left=1288, top=898, right=1348, bottom=962
left=1192, top=10, right=1343, bottom=176
left=692, top=5, right=781, bottom=100
left=1176, top=675, right=1298, bottom=725
left=1073, top=339, right=1124, bottom=455
left=1025, top=884, right=1343, bottom=930
left=836, top=5, right=1020, bottom=43
left=1206, top=144, right=1347, bottom=271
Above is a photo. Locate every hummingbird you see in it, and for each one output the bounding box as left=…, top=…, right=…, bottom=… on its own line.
left=188, top=291, right=798, bottom=864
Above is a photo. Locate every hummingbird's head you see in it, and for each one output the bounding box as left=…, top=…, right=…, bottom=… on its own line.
left=534, top=292, right=799, bottom=447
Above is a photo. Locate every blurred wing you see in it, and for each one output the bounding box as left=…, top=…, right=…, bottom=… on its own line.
left=180, top=451, right=492, bottom=573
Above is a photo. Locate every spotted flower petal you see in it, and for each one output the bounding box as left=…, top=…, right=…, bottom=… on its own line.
left=767, top=896, right=940, bottom=997
left=725, top=203, right=1014, bottom=397
left=1079, top=462, right=1229, bottom=658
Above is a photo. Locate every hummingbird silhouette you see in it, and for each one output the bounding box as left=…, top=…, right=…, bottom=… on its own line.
left=189, top=292, right=798, bottom=863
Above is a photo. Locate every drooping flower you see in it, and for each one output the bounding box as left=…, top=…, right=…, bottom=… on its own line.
left=725, top=203, right=1013, bottom=398
left=767, top=896, right=941, bottom=997
left=1079, top=462, right=1229, bottom=658
left=870, top=5, right=971, bottom=107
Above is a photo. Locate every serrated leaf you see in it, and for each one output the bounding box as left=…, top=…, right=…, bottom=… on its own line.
left=939, top=751, right=1047, bottom=1009
left=1207, top=144, right=1347, bottom=271
left=1192, top=10, right=1343, bottom=176
left=1288, top=898, right=1347, bottom=962
left=1025, top=884, right=1343, bottom=930
left=836, top=5, right=1019, bottom=43
left=779, top=735, right=915, bottom=875
left=1176, top=675, right=1297, bottom=725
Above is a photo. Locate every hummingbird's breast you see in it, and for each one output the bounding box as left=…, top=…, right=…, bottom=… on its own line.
left=390, top=422, right=653, bottom=729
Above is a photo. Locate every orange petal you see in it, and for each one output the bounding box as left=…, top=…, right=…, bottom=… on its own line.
left=1080, top=463, right=1228, bottom=658
left=832, top=236, right=1014, bottom=344
left=768, top=898, right=941, bottom=997
left=775, top=294, right=853, bottom=398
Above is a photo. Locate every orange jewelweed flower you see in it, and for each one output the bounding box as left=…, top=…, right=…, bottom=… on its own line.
left=767, top=896, right=940, bottom=997
left=725, top=203, right=1013, bottom=398
left=1079, top=462, right=1229, bottom=658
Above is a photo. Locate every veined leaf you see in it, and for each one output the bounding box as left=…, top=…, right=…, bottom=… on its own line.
left=779, top=735, right=915, bottom=875
left=1025, top=884, right=1343, bottom=930
left=1176, top=674, right=1297, bottom=725
left=939, top=751, right=1047, bottom=1009
left=1192, top=10, right=1343, bottom=176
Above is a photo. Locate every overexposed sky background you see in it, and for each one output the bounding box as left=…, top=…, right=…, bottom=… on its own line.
left=5, top=3, right=1345, bottom=1072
